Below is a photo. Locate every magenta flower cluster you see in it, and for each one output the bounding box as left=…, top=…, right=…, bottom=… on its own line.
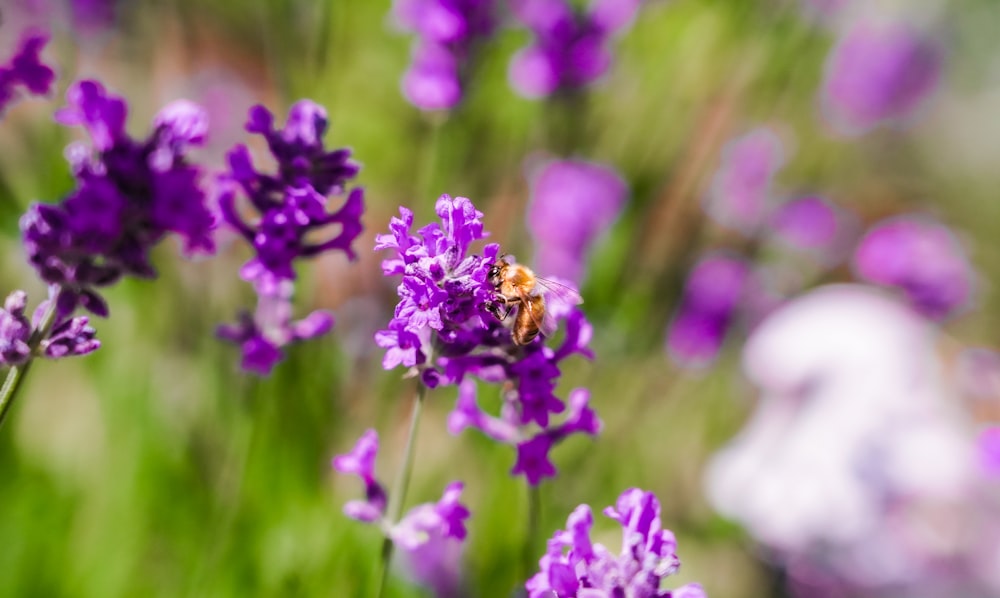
left=21, top=80, right=216, bottom=321
left=527, top=488, right=706, bottom=598
left=509, top=0, right=642, bottom=98
left=333, top=429, right=471, bottom=550
left=393, top=0, right=497, bottom=110
left=375, top=194, right=599, bottom=485
left=0, top=30, right=55, bottom=116
left=217, top=101, right=364, bottom=374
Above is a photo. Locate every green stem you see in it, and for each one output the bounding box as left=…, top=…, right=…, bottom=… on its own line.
left=376, top=383, right=427, bottom=598
left=0, top=296, right=59, bottom=430
left=416, top=114, right=447, bottom=203
left=523, top=483, right=542, bottom=585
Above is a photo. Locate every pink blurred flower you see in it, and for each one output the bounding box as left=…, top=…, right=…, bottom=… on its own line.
left=703, top=128, right=785, bottom=236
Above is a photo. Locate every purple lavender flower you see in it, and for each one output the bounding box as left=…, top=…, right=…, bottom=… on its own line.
left=217, top=101, right=363, bottom=374
left=666, top=253, right=751, bottom=369
left=526, top=487, right=706, bottom=598
left=978, top=426, right=1000, bottom=479
left=820, top=19, right=941, bottom=135
left=852, top=215, right=973, bottom=320
left=527, top=159, right=627, bottom=285
left=0, top=290, right=99, bottom=366
left=0, top=29, right=55, bottom=116
left=392, top=0, right=497, bottom=110
left=508, top=0, right=641, bottom=98
left=703, top=128, right=785, bottom=236
left=20, top=80, right=215, bottom=321
left=769, top=195, right=858, bottom=265
left=333, top=429, right=470, bottom=570
left=377, top=195, right=598, bottom=484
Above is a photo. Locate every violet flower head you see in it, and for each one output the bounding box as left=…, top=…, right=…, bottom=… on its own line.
left=217, top=101, right=363, bottom=375
left=769, top=195, right=858, bottom=266
left=526, top=487, right=706, bottom=598
left=333, top=429, right=471, bottom=579
left=508, top=0, right=642, bottom=98
left=852, top=215, right=973, bottom=320
left=666, top=253, right=750, bottom=369
left=21, top=80, right=215, bottom=321
left=978, top=426, right=1000, bottom=479
left=527, top=159, right=627, bottom=285
left=392, top=0, right=497, bottom=111
left=820, top=19, right=941, bottom=135
left=0, top=29, right=55, bottom=116
left=376, top=195, right=598, bottom=485
left=0, top=290, right=100, bottom=366
left=703, top=128, right=785, bottom=236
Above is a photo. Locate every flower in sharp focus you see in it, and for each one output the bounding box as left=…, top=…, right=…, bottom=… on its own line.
left=702, top=127, right=785, bottom=237
left=527, top=159, right=627, bottom=285
left=20, top=80, right=215, bottom=322
left=852, top=215, right=974, bottom=321
left=526, top=487, right=706, bottom=598
left=376, top=195, right=599, bottom=485
left=820, top=18, right=941, bottom=135
left=392, top=0, right=498, bottom=111
left=666, top=253, right=751, bottom=369
left=508, top=0, right=642, bottom=98
left=332, top=429, right=470, bottom=592
left=217, top=100, right=363, bottom=375
left=0, top=28, right=55, bottom=117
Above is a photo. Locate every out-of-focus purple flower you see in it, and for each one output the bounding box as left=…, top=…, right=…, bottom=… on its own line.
left=0, top=29, right=55, bottom=116
left=703, top=128, right=785, bottom=236
left=526, top=487, right=705, bottom=598
left=820, top=19, right=941, bottom=135
left=852, top=215, right=973, bottom=320
left=508, top=0, right=641, bottom=98
left=978, top=427, right=1000, bottom=479
left=527, top=159, right=627, bottom=285
left=217, top=101, right=363, bottom=374
left=69, top=0, right=117, bottom=33
left=0, top=290, right=100, bottom=366
left=769, top=195, right=858, bottom=266
left=392, top=0, right=497, bottom=110
left=666, top=253, right=751, bottom=369
left=707, top=285, right=1000, bottom=596
left=20, top=80, right=215, bottom=322
left=377, top=195, right=598, bottom=485
left=333, top=429, right=470, bottom=590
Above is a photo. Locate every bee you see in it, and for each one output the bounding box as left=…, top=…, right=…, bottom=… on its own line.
left=486, top=256, right=583, bottom=345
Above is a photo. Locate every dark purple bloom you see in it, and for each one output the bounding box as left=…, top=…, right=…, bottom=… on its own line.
left=20, top=80, right=215, bottom=322
left=852, top=215, right=973, bottom=320
left=392, top=0, right=497, bottom=110
left=0, top=29, right=55, bottom=116
left=666, top=253, right=751, bottom=368
left=820, top=19, right=941, bottom=135
left=508, top=0, right=641, bottom=98
left=526, top=488, right=705, bottom=598
left=377, top=195, right=598, bottom=485
left=527, top=159, right=627, bottom=285
left=217, top=101, right=363, bottom=374
left=333, top=429, right=470, bottom=563
left=703, top=128, right=785, bottom=236
left=0, top=291, right=33, bottom=366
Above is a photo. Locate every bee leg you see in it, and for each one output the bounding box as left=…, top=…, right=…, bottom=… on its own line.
left=485, top=298, right=515, bottom=322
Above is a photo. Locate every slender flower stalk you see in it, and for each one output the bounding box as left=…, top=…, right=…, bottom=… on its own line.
left=0, top=296, right=56, bottom=429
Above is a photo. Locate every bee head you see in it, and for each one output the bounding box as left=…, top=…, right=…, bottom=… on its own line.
left=487, top=262, right=504, bottom=287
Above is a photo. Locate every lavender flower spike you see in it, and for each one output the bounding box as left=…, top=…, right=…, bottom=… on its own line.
left=333, top=429, right=471, bottom=592
left=0, top=289, right=99, bottom=367
left=0, top=29, right=56, bottom=117
left=21, top=80, right=216, bottom=322
left=820, top=18, right=941, bottom=135
left=526, top=487, right=705, bottom=598
left=217, top=100, right=364, bottom=374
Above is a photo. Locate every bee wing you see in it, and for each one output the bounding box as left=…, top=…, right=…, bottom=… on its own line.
left=535, top=276, right=583, bottom=337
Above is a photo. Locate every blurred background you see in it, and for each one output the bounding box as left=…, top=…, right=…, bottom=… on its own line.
left=1, top=0, right=1000, bottom=596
